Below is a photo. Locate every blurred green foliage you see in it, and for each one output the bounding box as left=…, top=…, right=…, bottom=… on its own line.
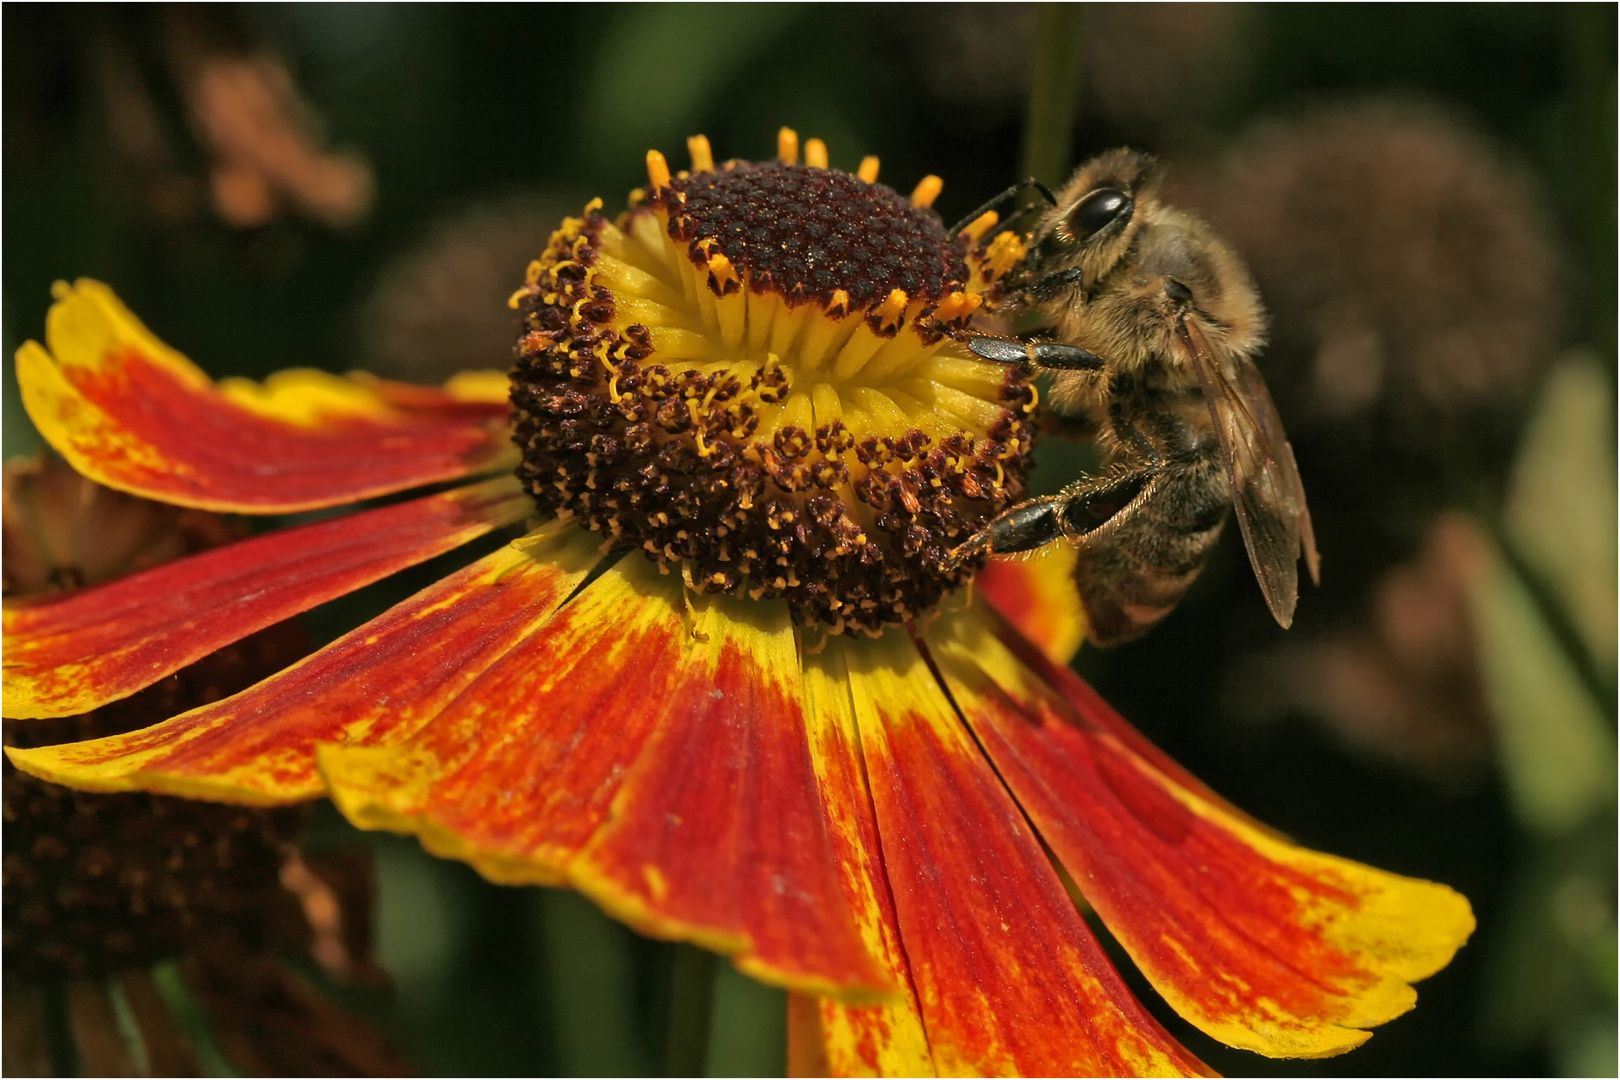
left=4, top=3, right=1613, bottom=1076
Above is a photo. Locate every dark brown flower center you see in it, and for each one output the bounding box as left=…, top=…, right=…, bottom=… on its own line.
left=507, top=146, right=1036, bottom=634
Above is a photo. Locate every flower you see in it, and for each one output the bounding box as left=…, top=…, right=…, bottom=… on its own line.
left=4, top=130, right=1474, bottom=1076
left=2, top=455, right=404, bottom=1077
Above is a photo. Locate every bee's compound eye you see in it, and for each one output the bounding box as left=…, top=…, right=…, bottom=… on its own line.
left=1068, top=188, right=1132, bottom=240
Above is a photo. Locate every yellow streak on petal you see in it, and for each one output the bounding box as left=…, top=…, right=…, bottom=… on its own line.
left=974, top=544, right=1086, bottom=666
left=798, top=636, right=936, bottom=1076
left=441, top=369, right=512, bottom=403
left=15, top=339, right=195, bottom=496
left=217, top=368, right=397, bottom=425
left=47, top=279, right=210, bottom=386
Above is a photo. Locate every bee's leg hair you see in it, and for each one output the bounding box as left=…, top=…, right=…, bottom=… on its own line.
left=1025, top=267, right=1088, bottom=302
left=1055, top=469, right=1154, bottom=537
left=1030, top=342, right=1105, bottom=369
left=1107, top=401, right=1165, bottom=468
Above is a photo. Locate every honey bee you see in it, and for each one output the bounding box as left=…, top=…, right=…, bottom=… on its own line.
left=949, top=149, right=1320, bottom=645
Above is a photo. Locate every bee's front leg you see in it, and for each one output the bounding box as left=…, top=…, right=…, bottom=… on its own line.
left=967, top=336, right=1105, bottom=371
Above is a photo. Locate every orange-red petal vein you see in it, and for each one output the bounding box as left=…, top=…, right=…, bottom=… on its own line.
left=5, top=529, right=601, bottom=803
left=847, top=630, right=1211, bottom=1077
left=929, top=604, right=1475, bottom=1059
left=787, top=637, right=935, bottom=1075
left=321, top=556, right=884, bottom=994
left=17, top=280, right=511, bottom=514
left=3, top=477, right=530, bottom=719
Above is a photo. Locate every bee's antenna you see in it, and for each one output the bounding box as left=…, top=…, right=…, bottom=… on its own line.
left=948, top=177, right=1057, bottom=238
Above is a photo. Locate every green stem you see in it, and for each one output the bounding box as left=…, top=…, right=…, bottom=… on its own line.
left=1021, top=3, right=1086, bottom=188
left=150, top=961, right=237, bottom=1078
left=663, top=943, right=718, bottom=1077
left=42, top=981, right=79, bottom=1079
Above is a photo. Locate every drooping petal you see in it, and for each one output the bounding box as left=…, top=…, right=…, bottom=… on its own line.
left=321, top=557, right=887, bottom=996
left=975, top=543, right=1086, bottom=664
left=926, top=604, right=1476, bottom=1059
left=6, top=528, right=601, bottom=803
left=782, top=639, right=934, bottom=1077
left=3, top=477, right=531, bottom=719
left=16, top=280, right=512, bottom=514
left=844, top=630, right=1211, bottom=1077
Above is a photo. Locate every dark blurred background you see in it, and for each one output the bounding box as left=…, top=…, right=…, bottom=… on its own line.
left=4, top=3, right=1613, bottom=1076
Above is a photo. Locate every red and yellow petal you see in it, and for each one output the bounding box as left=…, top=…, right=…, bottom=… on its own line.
left=843, top=630, right=1210, bottom=1077
left=321, top=556, right=887, bottom=997
left=16, top=279, right=512, bottom=514
left=975, top=543, right=1086, bottom=665
left=5, top=527, right=601, bottom=803
left=3, top=477, right=530, bottom=719
left=925, top=604, right=1476, bottom=1059
left=782, top=639, right=935, bottom=1076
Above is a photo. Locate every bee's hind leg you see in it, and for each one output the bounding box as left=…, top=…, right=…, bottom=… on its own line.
left=947, top=469, right=1155, bottom=571
left=944, top=496, right=1069, bottom=571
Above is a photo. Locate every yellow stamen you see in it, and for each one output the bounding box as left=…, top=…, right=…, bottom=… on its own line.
left=687, top=134, right=714, bottom=173
left=874, top=289, right=909, bottom=332
left=646, top=150, right=671, bottom=193
left=984, top=231, right=1027, bottom=281
left=857, top=156, right=880, bottom=184
left=910, top=175, right=943, bottom=208
left=706, top=252, right=741, bottom=292
left=960, top=210, right=999, bottom=244
left=804, top=138, right=829, bottom=169
left=933, top=291, right=984, bottom=324
left=777, top=127, right=799, bottom=165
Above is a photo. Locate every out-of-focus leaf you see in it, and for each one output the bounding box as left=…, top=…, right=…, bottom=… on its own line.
left=535, top=888, right=654, bottom=1077
left=1470, top=354, right=1618, bottom=836
left=1468, top=526, right=1616, bottom=834
left=706, top=963, right=786, bottom=1078
left=1503, top=354, right=1617, bottom=681
left=579, top=3, right=804, bottom=178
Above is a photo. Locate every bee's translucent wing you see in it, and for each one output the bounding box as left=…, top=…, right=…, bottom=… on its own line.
left=1177, top=317, right=1319, bottom=628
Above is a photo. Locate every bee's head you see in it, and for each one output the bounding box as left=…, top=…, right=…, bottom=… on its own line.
left=1018, top=149, right=1162, bottom=294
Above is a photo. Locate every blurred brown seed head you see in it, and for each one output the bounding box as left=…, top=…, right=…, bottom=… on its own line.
left=1174, top=100, right=1560, bottom=430
left=358, top=197, right=569, bottom=384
